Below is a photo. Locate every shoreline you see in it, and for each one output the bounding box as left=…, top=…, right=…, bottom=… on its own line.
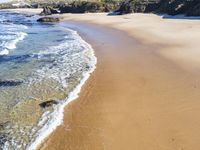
left=0, top=10, right=97, bottom=150
left=27, top=29, right=97, bottom=150
left=5, top=9, right=200, bottom=150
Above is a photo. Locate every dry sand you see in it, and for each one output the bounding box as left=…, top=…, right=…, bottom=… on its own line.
left=9, top=9, right=200, bottom=150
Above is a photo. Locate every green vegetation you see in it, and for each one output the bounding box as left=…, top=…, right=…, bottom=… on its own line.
left=1, top=0, right=200, bottom=16
left=59, top=0, right=122, bottom=13
left=0, top=3, right=15, bottom=9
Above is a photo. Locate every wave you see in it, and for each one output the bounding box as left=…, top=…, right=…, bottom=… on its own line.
left=0, top=32, right=27, bottom=56
left=0, top=49, right=9, bottom=55
left=26, top=29, right=97, bottom=150
left=0, top=22, right=28, bottom=56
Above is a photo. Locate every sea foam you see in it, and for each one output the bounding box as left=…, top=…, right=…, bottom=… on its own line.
left=27, top=29, right=97, bottom=150
left=0, top=22, right=28, bottom=55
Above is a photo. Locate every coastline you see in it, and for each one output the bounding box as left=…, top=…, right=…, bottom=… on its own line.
left=6, top=9, right=200, bottom=150
left=0, top=9, right=97, bottom=149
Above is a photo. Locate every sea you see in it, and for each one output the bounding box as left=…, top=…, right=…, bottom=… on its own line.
left=0, top=11, right=96, bottom=150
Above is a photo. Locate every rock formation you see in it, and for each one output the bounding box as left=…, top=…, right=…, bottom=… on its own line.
left=39, top=100, right=58, bottom=108
left=40, top=6, right=59, bottom=15
left=115, top=0, right=200, bottom=16
left=37, top=17, right=60, bottom=22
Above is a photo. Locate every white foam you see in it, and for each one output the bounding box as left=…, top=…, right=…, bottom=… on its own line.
left=0, top=32, right=27, bottom=55
left=0, top=49, right=9, bottom=55
left=0, top=18, right=28, bottom=55
left=6, top=32, right=27, bottom=49
left=30, top=29, right=93, bottom=89
left=27, top=29, right=97, bottom=150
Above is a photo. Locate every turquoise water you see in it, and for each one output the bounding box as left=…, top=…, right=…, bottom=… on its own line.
left=0, top=11, right=96, bottom=150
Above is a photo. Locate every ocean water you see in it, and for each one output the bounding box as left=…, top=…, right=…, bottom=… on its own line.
left=0, top=11, right=96, bottom=150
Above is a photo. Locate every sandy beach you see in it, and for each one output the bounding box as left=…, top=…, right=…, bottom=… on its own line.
left=10, top=9, right=200, bottom=150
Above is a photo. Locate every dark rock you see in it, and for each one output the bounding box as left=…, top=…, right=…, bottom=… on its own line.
left=156, top=0, right=200, bottom=16
left=25, top=14, right=34, bottom=17
left=156, top=0, right=187, bottom=15
left=115, top=0, right=159, bottom=15
left=0, top=133, right=9, bottom=147
left=0, top=80, right=23, bottom=87
left=0, top=122, right=11, bottom=130
left=114, top=0, right=200, bottom=16
left=39, top=100, right=58, bottom=108
left=31, top=3, right=40, bottom=8
left=37, top=17, right=60, bottom=22
left=40, top=6, right=59, bottom=16
left=145, top=1, right=160, bottom=12
left=186, top=0, right=200, bottom=16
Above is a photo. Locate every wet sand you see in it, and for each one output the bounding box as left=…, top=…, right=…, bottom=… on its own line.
left=7, top=9, right=200, bottom=150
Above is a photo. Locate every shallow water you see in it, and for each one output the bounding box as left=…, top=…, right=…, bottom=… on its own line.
left=0, top=11, right=96, bottom=150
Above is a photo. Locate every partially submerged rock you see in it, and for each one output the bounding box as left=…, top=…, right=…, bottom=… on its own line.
left=0, top=80, right=23, bottom=87
left=0, top=122, right=11, bottom=131
left=39, top=100, right=58, bottom=108
left=37, top=17, right=60, bottom=22
left=0, top=133, right=9, bottom=147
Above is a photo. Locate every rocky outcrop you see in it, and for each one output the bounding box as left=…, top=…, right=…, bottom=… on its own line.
left=157, top=0, right=200, bottom=16
left=31, top=3, right=40, bottom=8
left=37, top=17, right=60, bottom=22
left=39, top=100, right=58, bottom=108
left=115, top=0, right=200, bottom=16
left=187, top=2, right=200, bottom=16
left=115, top=0, right=159, bottom=15
left=40, top=6, right=59, bottom=15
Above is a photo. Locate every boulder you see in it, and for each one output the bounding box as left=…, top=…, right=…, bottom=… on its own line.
left=37, top=17, right=60, bottom=22
left=40, top=6, right=59, bottom=16
left=39, top=100, right=58, bottom=108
